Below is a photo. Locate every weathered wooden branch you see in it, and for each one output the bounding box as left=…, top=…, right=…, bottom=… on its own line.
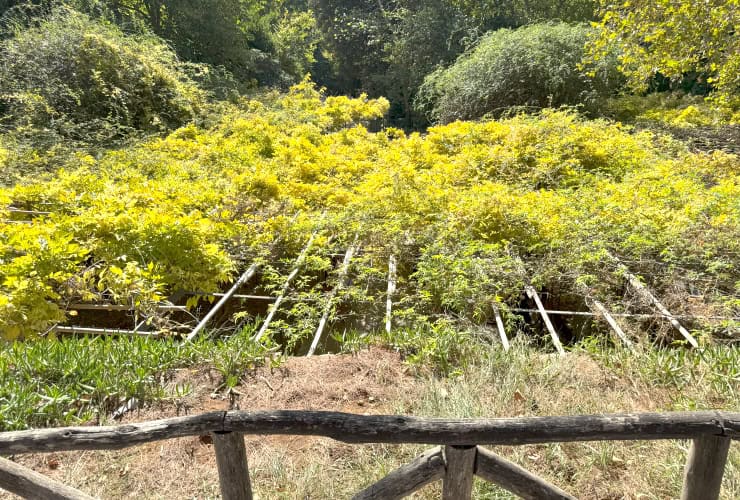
left=186, top=263, right=259, bottom=342
left=681, top=435, right=731, bottom=500
left=525, top=286, right=565, bottom=355
left=617, top=262, right=699, bottom=347
left=475, top=446, right=575, bottom=500
left=254, top=233, right=316, bottom=342
left=385, top=255, right=397, bottom=334
left=352, top=446, right=445, bottom=500
left=213, top=432, right=253, bottom=500
left=590, top=299, right=634, bottom=349
left=307, top=242, right=357, bottom=356
left=492, top=304, right=510, bottom=351
left=0, top=456, right=95, bottom=500
left=443, top=445, right=476, bottom=500
left=2, top=411, right=738, bottom=455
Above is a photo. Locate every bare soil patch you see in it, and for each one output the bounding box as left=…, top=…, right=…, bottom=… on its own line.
left=1, top=347, right=417, bottom=499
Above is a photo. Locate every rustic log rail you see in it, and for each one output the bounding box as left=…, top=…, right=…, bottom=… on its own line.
left=0, top=410, right=737, bottom=499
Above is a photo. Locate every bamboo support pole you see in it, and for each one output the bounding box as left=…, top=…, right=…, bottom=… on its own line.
left=590, top=300, right=634, bottom=349
left=0, top=456, right=95, bottom=500
left=307, top=242, right=357, bottom=356
left=385, top=255, right=397, bottom=334
left=254, top=233, right=317, bottom=342
left=492, top=304, right=510, bottom=351
left=681, top=435, right=731, bottom=500
left=525, top=286, right=565, bottom=355
left=352, top=447, right=445, bottom=500
left=213, top=432, right=253, bottom=500
left=507, top=308, right=737, bottom=321
left=442, top=445, right=476, bottom=500
left=186, top=263, right=259, bottom=341
left=617, top=263, right=699, bottom=347
left=475, top=446, right=575, bottom=499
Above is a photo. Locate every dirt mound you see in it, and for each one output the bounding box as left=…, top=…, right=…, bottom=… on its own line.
left=1, top=347, right=417, bottom=499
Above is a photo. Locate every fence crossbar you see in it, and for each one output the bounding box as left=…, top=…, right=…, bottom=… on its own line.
left=1, top=410, right=738, bottom=455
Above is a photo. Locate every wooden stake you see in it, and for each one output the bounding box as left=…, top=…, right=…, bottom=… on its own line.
left=385, top=255, right=397, bottom=335
left=475, top=446, right=575, bottom=499
left=353, top=447, right=445, bottom=500
left=525, top=286, right=565, bottom=355
left=443, top=445, right=476, bottom=500
left=307, top=242, right=357, bottom=356
left=681, top=435, right=731, bottom=500
left=186, top=263, right=258, bottom=342
left=254, top=233, right=317, bottom=342
left=0, top=456, right=95, bottom=500
left=590, top=300, right=634, bottom=349
left=617, top=263, right=699, bottom=347
left=492, top=304, right=510, bottom=351
left=213, top=432, right=253, bottom=500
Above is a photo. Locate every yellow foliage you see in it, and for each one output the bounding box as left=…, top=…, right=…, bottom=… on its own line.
left=1, top=79, right=738, bottom=338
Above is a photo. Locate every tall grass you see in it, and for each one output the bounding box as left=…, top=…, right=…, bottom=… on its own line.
left=0, top=324, right=276, bottom=430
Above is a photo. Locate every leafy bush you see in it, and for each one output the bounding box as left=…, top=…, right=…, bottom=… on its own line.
left=0, top=8, right=203, bottom=146
left=416, top=22, right=623, bottom=123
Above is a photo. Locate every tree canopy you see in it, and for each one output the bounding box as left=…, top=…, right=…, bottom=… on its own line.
left=590, top=0, right=740, bottom=113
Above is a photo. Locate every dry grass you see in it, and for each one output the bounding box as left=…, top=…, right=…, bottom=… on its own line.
left=2, top=341, right=739, bottom=499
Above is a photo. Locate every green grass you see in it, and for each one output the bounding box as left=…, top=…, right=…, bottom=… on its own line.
left=2, top=326, right=739, bottom=498
left=0, top=324, right=277, bottom=431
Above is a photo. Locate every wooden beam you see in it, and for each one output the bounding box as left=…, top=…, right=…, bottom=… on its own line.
left=213, top=432, right=253, bottom=500
left=187, top=292, right=276, bottom=301
left=2, top=410, right=738, bottom=454
left=681, top=435, right=731, bottom=500
left=590, top=300, right=634, bottom=349
left=67, top=303, right=186, bottom=312
left=492, top=304, right=510, bottom=351
left=443, top=445, right=476, bottom=500
left=617, top=263, right=699, bottom=347
left=254, top=233, right=317, bottom=342
left=307, top=242, right=357, bottom=356
left=352, top=447, right=445, bottom=500
left=475, top=446, right=575, bottom=499
left=525, top=286, right=565, bottom=355
left=53, top=326, right=160, bottom=337
left=0, top=456, right=95, bottom=500
left=186, top=263, right=259, bottom=342
left=385, top=255, right=397, bottom=335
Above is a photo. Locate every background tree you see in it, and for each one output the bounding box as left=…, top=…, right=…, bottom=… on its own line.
left=0, top=8, right=202, bottom=147
left=416, top=23, right=623, bottom=123
left=589, top=0, right=740, bottom=110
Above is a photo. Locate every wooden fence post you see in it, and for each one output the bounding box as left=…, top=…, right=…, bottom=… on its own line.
left=681, top=435, right=731, bottom=500
left=213, top=431, right=253, bottom=500
left=443, top=445, right=476, bottom=500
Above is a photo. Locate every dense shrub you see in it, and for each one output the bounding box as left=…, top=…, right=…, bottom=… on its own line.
left=2, top=77, right=737, bottom=343
left=0, top=8, right=203, bottom=146
left=415, top=22, right=623, bottom=123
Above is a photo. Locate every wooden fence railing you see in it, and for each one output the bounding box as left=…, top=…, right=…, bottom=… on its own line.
left=0, top=410, right=737, bottom=499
